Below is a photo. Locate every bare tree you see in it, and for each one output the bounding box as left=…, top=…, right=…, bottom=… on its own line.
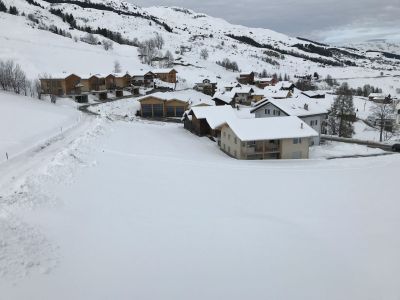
left=163, top=50, right=174, bottom=67
left=369, top=103, right=396, bottom=142
left=154, top=33, right=164, bottom=50
left=200, top=48, right=209, bottom=60
left=34, top=78, right=42, bottom=100
left=138, top=39, right=160, bottom=66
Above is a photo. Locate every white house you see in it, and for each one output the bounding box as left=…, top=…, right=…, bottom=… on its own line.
left=250, top=98, right=328, bottom=145
left=216, top=116, right=318, bottom=160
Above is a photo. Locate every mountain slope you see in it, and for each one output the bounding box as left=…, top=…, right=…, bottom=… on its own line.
left=0, top=0, right=399, bottom=88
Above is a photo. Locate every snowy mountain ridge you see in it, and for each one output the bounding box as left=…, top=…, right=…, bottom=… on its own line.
left=1, top=0, right=399, bottom=86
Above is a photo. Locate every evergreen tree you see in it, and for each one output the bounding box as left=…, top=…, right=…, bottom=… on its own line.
left=327, top=82, right=355, bottom=137
left=0, top=0, right=7, bottom=12
left=9, top=6, right=19, bottom=15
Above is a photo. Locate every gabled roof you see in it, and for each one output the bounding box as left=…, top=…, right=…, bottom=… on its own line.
left=107, top=72, right=131, bottom=78
left=187, top=105, right=237, bottom=129
left=132, top=71, right=155, bottom=77
left=231, top=87, right=254, bottom=94
left=301, top=91, right=325, bottom=98
left=218, top=116, right=318, bottom=141
left=41, top=73, right=80, bottom=80
left=212, top=91, right=235, bottom=104
left=152, top=68, right=178, bottom=74
left=251, top=98, right=328, bottom=117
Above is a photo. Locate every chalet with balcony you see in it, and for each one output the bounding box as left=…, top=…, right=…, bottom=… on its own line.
left=40, top=73, right=82, bottom=96
left=152, top=68, right=178, bottom=83
left=131, top=71, right=155, bottom=88
left=80, top=74, right=107, bottom=92
left=105, top=73, right=131, bottom=90
left=237, top=72, right=255, bottom=85
left=256, top=77, right=277, bottom=88
left=216, top=116, right=317, bottom=160
left=194, top=79, right=217, bottom=96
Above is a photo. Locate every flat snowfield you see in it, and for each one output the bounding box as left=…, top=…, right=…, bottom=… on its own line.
left=1, top=120, right=400, bottom=300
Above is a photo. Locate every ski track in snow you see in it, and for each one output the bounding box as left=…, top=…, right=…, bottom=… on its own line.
left=0, top=116, right=106, bottom=283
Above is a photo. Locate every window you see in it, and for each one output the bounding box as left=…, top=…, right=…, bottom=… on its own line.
left=264, top=108, right=271, bottom=115
left=223, top=132, right=226, bottom=137
left=228, top=134, right=231, bottom=140
left=242, top=142, right=246, bottom=147
left=293, top=138, right=302, bottom=144
left=228, top=146, right=231, bottom=153
left=234, top=137, right=237, bottom=144
left=223, top=144, right=226, bottom=150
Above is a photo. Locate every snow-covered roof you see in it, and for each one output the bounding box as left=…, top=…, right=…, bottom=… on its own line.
left=131, top=70, right=154, bottom=76
left=188, top=105, right=237, bottom=129
left=263, top=90, right=291, bottom=99
left=231, top=87, right=254, bottom=94
left=368, top=93, right=387, bottom=98
left=185, top=105, right=253, bottom=129
left=138, top=90, right=214, bottom=106
left=251, top=98, right=328, bottom=117
left=152, top=68, right=177, bottom=74
left=213, top=91, right=235, bottom=104
left=108, top=72, right=130, bottom=77
left=258, top=77, right=274, bottom=81
left=301, top=91, right=325, bottom=98
left=220, top=116, right=318, bottom=141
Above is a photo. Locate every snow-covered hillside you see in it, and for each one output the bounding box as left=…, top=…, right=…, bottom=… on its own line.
left=1, top=0, right=400, bottom=91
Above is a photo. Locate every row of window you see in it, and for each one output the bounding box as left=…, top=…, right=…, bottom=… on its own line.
left=293, top=138, right=302, bottom=144
left=310, top=120, right=318, bottom=126
left=264, top=108, right=281, bottom=116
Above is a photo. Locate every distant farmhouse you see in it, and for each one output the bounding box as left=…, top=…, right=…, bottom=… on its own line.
left=152, top=68, right=178, bottom=83
left=237, top=72, right=255, bottom=85
left=131, top=71, right=155, bottom=88
left=194, top=79, right=217, bottom=96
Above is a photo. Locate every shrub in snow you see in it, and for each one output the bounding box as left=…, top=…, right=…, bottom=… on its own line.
left=81, top=33, right=99, bottom=45
left=102, top=40, right=113, bottom=51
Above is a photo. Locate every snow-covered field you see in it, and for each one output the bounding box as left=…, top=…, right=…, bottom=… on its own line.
left=1, top=116, right=399, bottom=299
left=0, top=91, right=80, bottom=163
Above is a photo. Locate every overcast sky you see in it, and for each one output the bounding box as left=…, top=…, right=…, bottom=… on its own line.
left=130, top=0, right=400, bottom=44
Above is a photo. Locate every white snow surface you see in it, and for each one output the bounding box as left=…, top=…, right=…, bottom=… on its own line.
left=0, top=91, right=80, bottom=163
left=0, top=90, right=399, bottom=299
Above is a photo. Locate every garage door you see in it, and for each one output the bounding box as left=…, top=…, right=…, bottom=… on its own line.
left=175, top=106, right=185, bottom=117
left=142, top=104, right=152, bottom=117
left=153, top=104, right=164, bottom=117
left=166, top=106, right=175, bottom=117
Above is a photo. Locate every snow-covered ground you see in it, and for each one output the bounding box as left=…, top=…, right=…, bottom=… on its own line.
left=0, top=91, right=80, bottom=163
left=1, top=117, right=400, bottom=299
